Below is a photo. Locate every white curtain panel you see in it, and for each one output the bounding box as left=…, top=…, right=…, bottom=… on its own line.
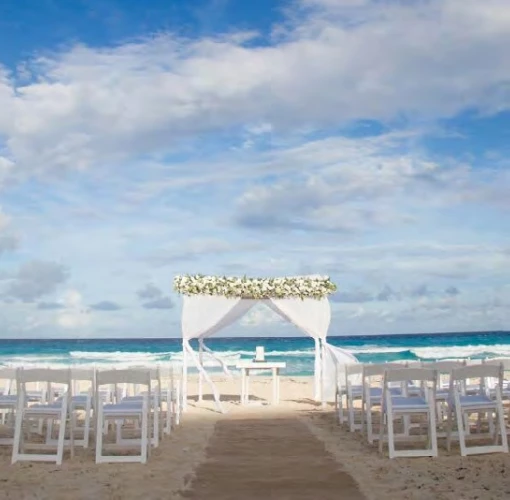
left=322, top=343, right=360, bottom=400
left=181, top=294, right=339, bottom=403
left=267, top=297, right=331, bottom=400
left=182, top=295, right=256, bottom=340
left=266, top=298, right=331, bottom=339
left=182, top=295, right=331, bottom=341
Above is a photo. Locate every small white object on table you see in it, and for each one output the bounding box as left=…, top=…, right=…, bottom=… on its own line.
left=235, top=361, right=286, bottom=405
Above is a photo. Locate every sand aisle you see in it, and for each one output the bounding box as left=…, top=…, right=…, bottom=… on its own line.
left=182, top=412, right=365, bottom=500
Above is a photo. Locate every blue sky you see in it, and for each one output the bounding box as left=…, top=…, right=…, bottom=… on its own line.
left=0, top=0, right=509, bottom=338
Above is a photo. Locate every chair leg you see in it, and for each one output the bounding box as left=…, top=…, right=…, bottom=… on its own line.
left=487, top=411, right=495, bottom=436
left=464, top=412, right=471, bottom=435
left=11, top=408, right=23, bottom=464
left=446, top=407, right=453, bottom=452
left=153, top=406, right=159, bottom=447
left=83, top=399, right=91, bottom=448
left=175, top=386, right=181, bottom=426
left=366, top=400, right=373, bottom=443
left=360, top=395, right=366, bottom=435
left=497, top=400, right=509, bottom=452
left=339, top=393, right=345, bottom=424
left=46, top=418, right=53, bottom=443
left=348, top=396, right=355, bottom=432
left=69, top=411, right=75, bottom=459
left=378, top=410, right=385, bottom=454
left=166, top=394, right=172, bottom=435
left=456, top=406, right=467, bottom=457
left=56, top=413, right=67, bottom=465
left=141, top=409, right=148, bottom=464
left=429, top=403, right=438, bottom=457
left=387, top=409, right=396, bottom=459
left=95, top=404, right=104, bottom=463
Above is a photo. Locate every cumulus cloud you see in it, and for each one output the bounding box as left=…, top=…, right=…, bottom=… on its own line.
left=89, top=300, right=122, bottom=311
left=142, top=297, right=174, bottom=310
left=445, top=285, right=461, bottom=296
left=137, top=283, right=163, bottom=300
left=2, top=261, right=69, bottom=302
left=0, top=0, right=509, bottom=180
left=231, top=132, right=508, bottom=233
left=136, top=284, right=174, bottom=310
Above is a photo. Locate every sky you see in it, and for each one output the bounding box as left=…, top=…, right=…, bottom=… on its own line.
left=0, top=0, right=509, bottom=339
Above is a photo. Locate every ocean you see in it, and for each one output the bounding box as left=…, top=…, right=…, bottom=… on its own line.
left=0, top=331, right=509, bottom=375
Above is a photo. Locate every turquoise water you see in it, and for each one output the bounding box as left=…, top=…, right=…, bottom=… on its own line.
left=0, top=331, right=509, bottom=375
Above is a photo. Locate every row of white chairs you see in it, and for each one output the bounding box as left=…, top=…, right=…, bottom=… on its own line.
left=335, top=358, right=510, bottom=458
left=0, top=365, right=182, bottom=465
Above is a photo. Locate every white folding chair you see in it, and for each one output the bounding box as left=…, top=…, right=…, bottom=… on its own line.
left=12, top=368, right=73, bottom=465
left=362, top=362, right=405, bottom=444
left=344, top=364, right=363, bottom=432
left=51, top=368, right=94, bottom=448
left=379, top=367, right=438, bottom=458
left=427, top=360, right=466, bottom=425
left=160, top=363, right=181, bottom=433
left=95, top=369, right=151, bottom=464
left=334, top=362, right=351, bottom=425
left=123, top=365, right=162, bottom=447
left=0, top=368, right=19, bottom=444
left=484, top=358, right=510, bottom=404
left=446, top=363, right=508, bottom=456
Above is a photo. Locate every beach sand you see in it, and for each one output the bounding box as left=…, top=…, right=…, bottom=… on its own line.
left=0, top=376, right=509, bottom=499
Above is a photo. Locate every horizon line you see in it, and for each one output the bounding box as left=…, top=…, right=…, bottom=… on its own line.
left=0, top=329, right=508, bottom=341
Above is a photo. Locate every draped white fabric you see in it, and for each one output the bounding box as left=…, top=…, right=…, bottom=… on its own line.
left=266, top=298, right=331, bottom=400
left=322, top=343, right=360, bottom=400
left=182, top=295, right=256, bottom=340
left=267, top=298, right=330, bottom=339
left=180, top=295, right=333, bottom=408
left=182, top=295, right=331, bottom=341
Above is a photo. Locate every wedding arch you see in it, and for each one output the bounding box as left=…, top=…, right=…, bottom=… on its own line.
left=174, top=274, right=357, bottom=412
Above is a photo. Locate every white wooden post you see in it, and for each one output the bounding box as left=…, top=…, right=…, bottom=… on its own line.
left=182, top=340, right=188, bottom=411
left=184, top=341, right=224, bottom=413
left=314, top=337, right=321, bottom=401
left=321, top=339, right=326, bottom=408
left=198, top=340, right=204, bottom=402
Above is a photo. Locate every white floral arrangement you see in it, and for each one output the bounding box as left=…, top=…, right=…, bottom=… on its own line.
left=173, top=274, right=336, bottom=299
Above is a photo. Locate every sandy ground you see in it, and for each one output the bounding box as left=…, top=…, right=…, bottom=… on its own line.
left=0, top=376, right=509, bottom=499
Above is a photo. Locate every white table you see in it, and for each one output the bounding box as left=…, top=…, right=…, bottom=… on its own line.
left=236, top=361, right=286, bottom=405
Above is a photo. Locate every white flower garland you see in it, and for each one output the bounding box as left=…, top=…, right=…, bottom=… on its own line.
left=173, top=275, right=336, bottom=299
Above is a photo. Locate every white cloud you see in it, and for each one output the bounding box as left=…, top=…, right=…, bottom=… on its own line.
left=233, top=133, right=508, bottom=233
left=0, top=0, right=508, bottom=180
left=0, top=1, right=508, bottom=338
left=2, top=260, right=69, bottom=302
left=0, top=209, right=10, bottom=231
left=56, top=289, right=90, bottom=329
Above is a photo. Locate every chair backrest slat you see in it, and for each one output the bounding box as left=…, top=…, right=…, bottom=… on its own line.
left=384, top=367, right=437, bottom=383
left=18, top=368, right=71, bottom=385
left=363, top=362, right=404, bottom=377
left=96, top=369, right=151, bottom=387
left=485, top=358, right=510, bottom=371
left=427, top=360, right=465, bottom=372
left=70, top=368, right=95, bottom=381
left=452, top=364, right=502, bottom=381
